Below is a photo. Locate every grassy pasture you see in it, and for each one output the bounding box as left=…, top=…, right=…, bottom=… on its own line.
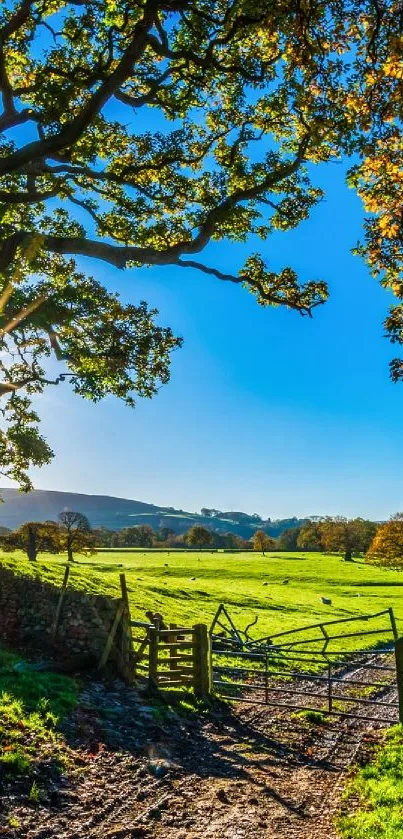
left=2, top=549, right=403, bottom=647
left=338, top=726, right=403, bottom=839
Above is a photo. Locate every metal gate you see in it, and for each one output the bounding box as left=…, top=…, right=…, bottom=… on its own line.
left=210, top=605, right=401, bottom=724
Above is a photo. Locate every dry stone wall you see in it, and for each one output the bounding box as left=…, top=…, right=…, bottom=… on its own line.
left=0, top=565, right=124, bottom=667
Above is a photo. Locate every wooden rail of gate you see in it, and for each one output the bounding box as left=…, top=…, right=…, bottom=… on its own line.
left=131, top=620, right=211, bottom=698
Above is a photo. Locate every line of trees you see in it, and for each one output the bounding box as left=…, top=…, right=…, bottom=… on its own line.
left=4, top=512, right=403, bottom=570
left=1, top=511, right=96, bottom=563
left=94, top=524, right=251, bottom=551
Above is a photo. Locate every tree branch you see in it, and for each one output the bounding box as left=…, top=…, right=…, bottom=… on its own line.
left=0, top=0, right=159, bottom=177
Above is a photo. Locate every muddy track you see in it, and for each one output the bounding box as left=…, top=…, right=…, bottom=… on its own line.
left=0, top=660, right=397, bottom=839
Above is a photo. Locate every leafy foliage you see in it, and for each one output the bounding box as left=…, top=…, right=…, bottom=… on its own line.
left=252, top=529, right=275, bottom=554
left=186, top=525, right=213, bottom=549
left=1, top=520, right=62, bottom=561
left=367, top=513, right=403, bottom=569
left=1, top=1, right=403, bottom=483
left=297, top=517, right=377, bottom=555
left=58, top=510, right=96, bottom=562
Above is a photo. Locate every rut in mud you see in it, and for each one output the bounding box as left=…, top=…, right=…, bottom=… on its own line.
left=0, top=656, right=397, bottom=839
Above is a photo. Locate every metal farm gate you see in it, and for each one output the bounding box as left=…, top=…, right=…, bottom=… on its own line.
left=210, top=605, right=402, bottom=724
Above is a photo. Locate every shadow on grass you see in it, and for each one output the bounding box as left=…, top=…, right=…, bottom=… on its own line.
left=0, top=646, right=78, bottom=719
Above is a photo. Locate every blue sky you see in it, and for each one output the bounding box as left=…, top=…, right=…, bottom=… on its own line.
left=10, top=158, right=403, bottom=520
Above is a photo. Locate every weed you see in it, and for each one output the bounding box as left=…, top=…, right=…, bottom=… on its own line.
left=293, top=709, right=327, bottom=725
left=8, top=816, right=20, bottom=829
left=28, top=781, right=41, bottom=804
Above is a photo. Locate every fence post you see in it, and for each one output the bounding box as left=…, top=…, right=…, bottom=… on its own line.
left=51, top=565, right=70, bottom=642
left=193, top=623, right=211, bottom=699
left=395, top=637, right=403, bottom=724
left=119, top=573, right=135, bottom=684
left=389, top=607, right=399, bottom=642
left=98, top=601, right=125, bottom=671
left=148, top=626, right=159, bottom=690
left=328, top=663, right=332, bottom=713
left=169, top=623, right=178, bottom=677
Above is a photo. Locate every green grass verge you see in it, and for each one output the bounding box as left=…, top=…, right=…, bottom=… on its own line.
left=338, top=726, right=403, bottom=839
left=2, top=549, right=402, bottom=652
left=0, top=645, right=78, bottom=779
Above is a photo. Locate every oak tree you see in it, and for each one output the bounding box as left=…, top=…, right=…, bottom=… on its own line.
left=318, top=517, right=377, bottom=559
left=252, top=529, right=275, bottom=555
left=186, top=525, right=213, bottom=550
left=367, top=513, right=403, bottom=569
left=1, top=519, right=62, bottom=561
left=58, top=509, right=95, bottom=562
left=297, top=521, right=323, bottom=551
left=1, top=1, right=403, bottom=486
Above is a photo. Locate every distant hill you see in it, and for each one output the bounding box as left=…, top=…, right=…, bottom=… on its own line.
left=0, top=488, right=306, bottom=538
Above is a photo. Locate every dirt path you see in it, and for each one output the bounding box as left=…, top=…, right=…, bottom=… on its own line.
left=0, top=670, right=396, bottom=839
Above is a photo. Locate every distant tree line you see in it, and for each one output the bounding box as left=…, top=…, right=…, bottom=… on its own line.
left=93, top=523, right=251, bottom=550
left=4, top=511, right=403, bottom=570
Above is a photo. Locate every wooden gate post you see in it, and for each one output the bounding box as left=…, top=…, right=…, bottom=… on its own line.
left=51, top=565, right=70, bottom=642
left=389, top=607, right=399, bottom=642
left=119, top=573, right=135, bottom=684
left=395, top=637, right=403, bottom=724
left=148, top=626, right=159, bottom=690
left=193, top=623, right=211, bottom=699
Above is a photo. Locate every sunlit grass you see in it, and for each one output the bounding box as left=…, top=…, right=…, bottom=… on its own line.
left=338, top=726, right=403, bottom=839
left=1, top=549, right=403, bottom=648
left=0, top=645, right=78, bottom=778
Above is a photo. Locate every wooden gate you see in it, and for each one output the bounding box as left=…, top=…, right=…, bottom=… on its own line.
left=132, top=620, right=211, bottom=698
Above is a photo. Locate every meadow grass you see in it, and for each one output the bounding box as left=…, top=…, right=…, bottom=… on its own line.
left=0, top=645, right=78, bottom=778
left=2, top=549, right=403, bottom=648
left=338, top=726, right=403, bottom=839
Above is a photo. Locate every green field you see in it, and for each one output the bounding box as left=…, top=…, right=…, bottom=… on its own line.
left=2, top=549, right=403, bottom=646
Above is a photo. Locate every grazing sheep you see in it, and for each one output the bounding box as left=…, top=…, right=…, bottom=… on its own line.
left=283, top=579, right=289, bottom=585
left=321, top=596, right=332, bottom=605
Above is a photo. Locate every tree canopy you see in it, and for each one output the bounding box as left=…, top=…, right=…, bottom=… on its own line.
left=58, top=509, right=95, bottom=561
left=1, top=519, right=62, bottom=561
left=2, top=0, right=403, bottom=486
left=186, top=525, right=213, bottom=549
left=366, top=513, right=403, bottom=568
left=252, top=529, right=275, bottom=555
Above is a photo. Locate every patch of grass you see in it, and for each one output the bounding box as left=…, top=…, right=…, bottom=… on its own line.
left=0, top=747, right=31, bottom=776
left=28, top=780, right=41, bottom=804
left=0, top=646, right=78, bottom=718
left=292, top=709, right=327, bottom=725
left=8, top=816, right=20, bottom=829
left=338, top=726, right=403, bottom=839
left=0, top=645, right=78, bottom=779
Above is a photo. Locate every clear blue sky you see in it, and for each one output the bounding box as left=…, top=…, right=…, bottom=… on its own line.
left=9, top=159, right=403, bottom=520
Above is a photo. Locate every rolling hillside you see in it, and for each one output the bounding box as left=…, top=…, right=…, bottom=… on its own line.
left=0, top=488, right=305, bottom=537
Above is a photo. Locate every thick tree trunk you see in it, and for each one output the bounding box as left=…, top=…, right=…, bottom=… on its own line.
left=67, top=540, right=74, bottom=563
left=27, top=527, right=37, bottom=562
